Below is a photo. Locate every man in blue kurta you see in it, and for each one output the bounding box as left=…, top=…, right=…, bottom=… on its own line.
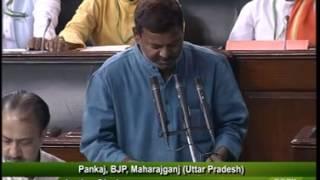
left=81, top=0, right=248, bottom=162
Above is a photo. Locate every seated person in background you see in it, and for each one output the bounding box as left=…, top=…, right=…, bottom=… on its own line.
left=2, top=90, right=64, bottom=164
left=81, top=0, right=248, bottom=162
left=228, top=0, right=316, bottom=47
left=45, top=0, right=139, bottom=52
left=2, top=0, right=60, bottom=50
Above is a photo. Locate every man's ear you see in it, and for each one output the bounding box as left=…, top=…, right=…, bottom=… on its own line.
left=132, top=27, right=141, bottom=43
left=40, top=129, right=46, bottom=143
left=132, top=27, right=138, bottom=36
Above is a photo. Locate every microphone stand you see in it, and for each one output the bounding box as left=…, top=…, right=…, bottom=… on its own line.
left=283, top=15, right=290, bottom=50
left=194, top=77, right=215, bottom=146
left=40, top=18, right=52, bottom=51
left=150, top=76, right=169, bottom=145
left=173, top=74, right=197, bottom=162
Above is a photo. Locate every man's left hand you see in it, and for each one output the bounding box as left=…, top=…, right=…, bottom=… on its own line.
left=206, top=146, right=232, bottom=162
left=206, top=153, right=223, bottom=162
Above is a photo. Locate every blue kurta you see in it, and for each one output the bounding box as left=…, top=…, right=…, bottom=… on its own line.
left=81, top=42, right=248, bottom=162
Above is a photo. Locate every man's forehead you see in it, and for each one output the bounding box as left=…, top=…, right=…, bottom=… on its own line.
left=2, top=135, right=34, bottom=141
left=2, top=111, right=24, bottom=121
left=141, top=27, right=183, bottom=36
left=141, top=28, right=183, bottom=43
left=2, top=113, right=43, bottom=138
left=2, top=110, right=39, bottom=126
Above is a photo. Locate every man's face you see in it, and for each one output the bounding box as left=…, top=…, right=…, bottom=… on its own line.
left=135, top=27, right=184, bottom=71
left=2, top=112, right=44, bottom=162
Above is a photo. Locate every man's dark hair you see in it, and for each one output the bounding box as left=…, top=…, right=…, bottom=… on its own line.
left=2, top=90, right=50, bottom=131
left=134, top=0, right=184, bottom=34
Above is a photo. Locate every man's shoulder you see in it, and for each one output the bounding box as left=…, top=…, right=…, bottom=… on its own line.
left=95, top=47, right=136, bottom=75
left=184, top=42, right=211, bottom=54
left=103, top=47, right=135, bottom=67
left=183, top=42, right=226, bottom=61
left=40, top=150, right=65, bottom=162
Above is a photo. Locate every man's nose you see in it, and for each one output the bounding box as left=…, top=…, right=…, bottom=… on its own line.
left=8, top=142, right=22, bottom=158
left=159, top=47, right=169, bottom=59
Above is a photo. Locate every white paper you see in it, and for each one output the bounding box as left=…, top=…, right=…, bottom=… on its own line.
left=2, top=48, right=48, bottom=54
left=80, top=45, right=130, bottom=52
left=2, top=48, right=27, bottom=52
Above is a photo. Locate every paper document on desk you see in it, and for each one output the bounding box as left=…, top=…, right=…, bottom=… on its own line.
left=2, top=48, right=27, bottom=52
left=80, top=45, right=130, bottom=52
left=2, top=48, right=47, bottom=54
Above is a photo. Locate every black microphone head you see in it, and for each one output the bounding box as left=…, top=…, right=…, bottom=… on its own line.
left=173, top=74, right=178, bottom=81
left=173, top=74, right=182, bottom=89
left=194, top=78, right=207, bottom=96
left=150, top=76, right=160, bottom=89
left=194, top=77, right=203, bottom=89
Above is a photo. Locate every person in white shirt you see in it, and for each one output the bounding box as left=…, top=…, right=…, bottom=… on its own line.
left=228, top=0, right=296, bottom=41
left=2, top=0, right=60, bottom=49
left=2, top=90, right=64, bottom=180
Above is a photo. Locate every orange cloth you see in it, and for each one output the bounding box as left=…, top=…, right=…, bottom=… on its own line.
left=287, top=0, right=316, bottom=47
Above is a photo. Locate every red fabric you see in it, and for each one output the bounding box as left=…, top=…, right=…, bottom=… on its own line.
left=287, top=0, right=316, bottom=47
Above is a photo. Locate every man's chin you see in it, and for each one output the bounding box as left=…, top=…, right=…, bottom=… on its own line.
left=158, top=63, right=176, bottom=71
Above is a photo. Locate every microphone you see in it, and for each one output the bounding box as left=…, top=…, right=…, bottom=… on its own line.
left=150, top=76, right=169, bottom=144
left=284, top=15, right=290, bottom=50
left=194, top=77, right=215, bottom=146
left=41, top=18, right=52, bottom=51
left=173, top=74, right=197, bottom=162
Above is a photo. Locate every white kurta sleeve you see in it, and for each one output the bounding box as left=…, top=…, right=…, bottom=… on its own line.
left=32, top=0, right=61, bottom=39
left=228, top=1, right=256, bottom=40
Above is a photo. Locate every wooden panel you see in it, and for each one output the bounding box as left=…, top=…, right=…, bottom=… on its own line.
left=290, top=126, right=316, bottom=161
left=229, top=50, right=316, bottom=161
left=236, top=60, right=316, bottom=91
left=42, top=131, right=85, bottom=162
left=229, top=50, right=316, bottom=91
left=42, top=147, right=86, bottom=162
left=240, top=92, right=316, bottom=161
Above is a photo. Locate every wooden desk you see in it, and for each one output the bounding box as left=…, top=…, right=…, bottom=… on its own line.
left=42, top=131, right=86, bottom=162
left=228, top=50, right=316, bottom=161
left=290, top=126, right=316, bottom=161
left=2, top=50, right=316, bottom=161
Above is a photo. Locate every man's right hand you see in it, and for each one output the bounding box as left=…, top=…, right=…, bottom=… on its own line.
left=27, top=37, right=47, bottom=51
left=45, top=36, right=83, bottom=52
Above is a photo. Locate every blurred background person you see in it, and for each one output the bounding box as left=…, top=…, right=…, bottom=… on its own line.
left=45, top=0, right=139, bottom=52
left=2, top=90, right=64, bottom=163
left=228, top=0, right=316, bottom=48
left=2, top=0, right=60, bottom=50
